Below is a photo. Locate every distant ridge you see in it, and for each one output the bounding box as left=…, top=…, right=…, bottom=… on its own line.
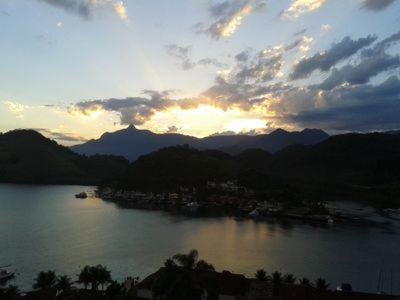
left=71, top=126, right=329, bottom=161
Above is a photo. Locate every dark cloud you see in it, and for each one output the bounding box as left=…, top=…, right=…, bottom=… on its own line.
left=293, top=28, right=307, bottom=36
left=316, top=30, right=400, bottom=90
left=285, top=76, right=400, bottom=131
left=69, top=90, right=210, bottom=125
left=285, top=38, right=303, bottom=51
left=35, top=0, right=128, bottom=20
left=166, top=125, right=180, bottom=133
left=361, top=0, right=396, bottom=11
left=316, top=53, right=400, bottom=90
left=34, top=128, right=88, bottom=143
left=235, top=50, right=251, bottom=62
left=36, top=0, right=91, bottom=19
left=290, top=35, right=377, bottom=80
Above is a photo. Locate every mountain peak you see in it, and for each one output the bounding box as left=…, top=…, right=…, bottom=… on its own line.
left=270, top=128, right=289, bottom=135
left=127, top=124, right=137, bottom=130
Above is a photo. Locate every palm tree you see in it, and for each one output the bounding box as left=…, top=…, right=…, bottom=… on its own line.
left=173, top=249, right=214, bottom=271
left=173, top=249, right=199, bottom=269
left=78, top=266, right=92, bottom=290
left=33, top=270, right=57, bottom=290
left=299, top=277, right=312, bottom=287
left=95, top=265, right=111, bottom=291
left=255, top=269, right=267, bottom=281
left=56, top=275, right=72, bottom=294
left=196, top=260, right=215, bottom=271
left=271, top=271, right=282, bottom=297
left=164, top=258, right=177, bottom=269
left=315, top=278, right=329, bottom=291
left=283, top=273, right=296, bottom=284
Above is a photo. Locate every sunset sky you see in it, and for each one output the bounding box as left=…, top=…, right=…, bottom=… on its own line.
left=1, top=0, right=399, bottom=145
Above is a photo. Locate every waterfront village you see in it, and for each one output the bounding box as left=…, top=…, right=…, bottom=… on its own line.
left=94, top=181, right=388, bottom=227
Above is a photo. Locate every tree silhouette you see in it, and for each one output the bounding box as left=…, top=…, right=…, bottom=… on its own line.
left=283, top=273, right=296, bottom=284
left=299, top=277, right=312, bottom=287
left=255, top=269, right=267, bottom=281
left=173, top=249, right=214, bottom=271
left=56, top=275, right=72, bottom=294
left=271, top=271, right=282, bottom=297
left=315, top=278, right=329, bottom=291
left=164, top=258, right=177, bottom=269
left=78, top=265, right=111, bottom=291
left=33, top=270, right=57, bottom=290
left=78, top=266, right=92, bottom=290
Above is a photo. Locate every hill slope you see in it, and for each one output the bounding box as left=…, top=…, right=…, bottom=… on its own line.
left=0, top=130, right=129, bottom=184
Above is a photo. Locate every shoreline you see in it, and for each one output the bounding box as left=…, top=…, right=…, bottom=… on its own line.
left=96, top=188, right=393, bottom=229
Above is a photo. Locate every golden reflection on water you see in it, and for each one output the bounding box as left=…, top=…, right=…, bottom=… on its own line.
left=182, top=218, right=289, bottom=276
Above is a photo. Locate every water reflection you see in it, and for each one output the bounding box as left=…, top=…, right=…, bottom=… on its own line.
left=0, top=184, right=399, bottom=294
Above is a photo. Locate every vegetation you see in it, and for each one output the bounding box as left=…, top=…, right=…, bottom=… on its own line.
left=0, top=250, right=361, bottom=300
left=0, top=130, right=129, bottom=184
left=255, top=269, right=267, bottom=281
left=3, top=129, right=400, bottom=207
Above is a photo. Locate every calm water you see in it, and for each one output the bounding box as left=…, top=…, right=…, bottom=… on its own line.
left=1, top=184, right=400, bottom=294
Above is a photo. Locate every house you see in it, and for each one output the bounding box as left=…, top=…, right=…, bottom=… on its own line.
left=134, top=268, right=251, bottom=300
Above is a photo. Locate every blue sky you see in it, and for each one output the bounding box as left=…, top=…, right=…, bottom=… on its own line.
left=1, top=0, right=399, bottom=144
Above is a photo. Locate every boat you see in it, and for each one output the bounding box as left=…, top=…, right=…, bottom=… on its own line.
left=249, top=209, right=259, bottom=218
left=75, top=192, right=88, bottom=199
left=186, top=202, right=200, bottom=213
left=0, top=265, right=15, bottom=283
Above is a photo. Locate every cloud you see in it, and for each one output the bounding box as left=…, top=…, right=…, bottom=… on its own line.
left=165, top=44, right=194, bottom=70
left=3, top=101, right=25, bottom=114
left=68, top=90, right=213, bottom=125
left=68, top=31, right=400, bottom=133
left=234, top=45, right=285, bottom=83
left=34, top=128, right=88, bottom=143
left=293, top=28, right=307, bottom=36
left=282, top=0, right=326, bottom=20
left=202, top=0, right=267, bottom=39
left=165, top=44, right=226, bottom=70
left=36, top=0, right=91, bottom=18
left=316, top=30, right=400, bottom=90
left=360, top=0, right=396, bottom=11
left=113, top=1, right=128, bottom=20
left=290, top=35, right=377, bottom=80
left=280, top=76, right=400, bottom=131
left=317, top=53, right=400, bottom=90
left=35, top=0, right=128, bottom=20
left=166, top=125, right=180, bottom=134
left=285, top=36, right=313, bottom=52
left=321, top=24, right=332, bottom=31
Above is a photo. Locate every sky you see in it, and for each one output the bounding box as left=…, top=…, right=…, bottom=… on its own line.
left=1, top=0, right=400, bottom=145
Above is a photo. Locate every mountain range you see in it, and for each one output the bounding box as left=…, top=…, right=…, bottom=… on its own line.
left=71, top=125, right=329, bottom=161
left=1, top=129, right=400, bottom=206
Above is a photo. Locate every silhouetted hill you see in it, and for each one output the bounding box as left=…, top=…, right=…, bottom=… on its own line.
left=71, top=125, right=199, bottom=161
left=0, top=130, right=129, bottom=184
left=267, top=133, right=400, bottom=185
left=114, top=133, right=400, bottom=206
left=117, top=145, right=240, bottom=191
left=71, top=126, right=329, bottom=160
